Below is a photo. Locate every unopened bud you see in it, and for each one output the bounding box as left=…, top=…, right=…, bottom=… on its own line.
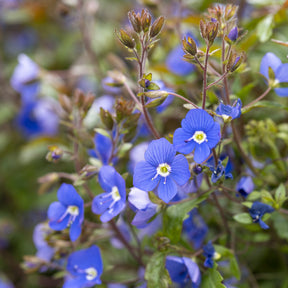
left=128, top=10, right=142, bottom=33
left=199, top=20, right=207, bottom=39
left=80, top=165, right=99, bottom=180
left=83, top=93, right=95, bottom=113
left=59, top=94, right=72, bottom=113
left=141, top=9, right=152, bottom=32
left=182, top=36, right=197, bottom=56
left=207, top=21, right=219, bottom=45
left=74, top=89, right=85, bottom=108
left=117, top=29, right=135, bottom=49
left=138, top=90, right=169, bottom=99
left=150, top=16, right=165, bottom=38
left=100, top=107, right=114, bottom=130
left=228, top=27, right=238, bottom=42
left=46, top=145, right=63, bottom=163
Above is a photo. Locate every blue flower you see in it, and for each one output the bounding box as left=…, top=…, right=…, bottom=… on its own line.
left=89, top=133, right=114, bottom=165
left=92, top=166, right=126, bottom=222
left=33, top=223, right=54, bottom=263
left=206, top=156, right=233, bottom=183
left=249, top=201, right=274, bottom=229
left=236, top=176, right=254, bottom=198
left=64, top=245, right=103, bottom=288
left=166, top=34, right=196, bottom=76
left=10, top=54, right=40, bottom=104
left=228, top=27, right=238, bottom=42
left=133, top=138, right=190, bottom=203
left=173, top=109, right=221, bottom=164
left=183, top=209, right=208, bottom=249
left=203, top=241, right=216, bottom=268
left=216, top=98, right=242, bottom=120
left=128, top=142, right=149, bottom=173
left=166, top=256, right=201, bottom=288
left=260, top=52, right=288, bottom=97
left=16, top=99, right=59, bottom=139
left=128, top=187, right=158, bottom=228
left=48, top=184, right=84, bottom=242
left=0, top=275, right=14, bottom=288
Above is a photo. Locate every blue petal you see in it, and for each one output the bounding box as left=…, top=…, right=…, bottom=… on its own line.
left=57, top=183, right=83, bottom=208
left=131, top=207, right=157, bottom=228
left=70, top=222, right=82, bottom=242
left=260, top=52, right=282, bottom=81
left=133, top=161, right=159, bottom=191
left=114, top=170, right=126, bottom=199
left=170, top=154, right=190, bottom=185
left=182, top=109, right=214, bottom=134
left=100, top=201, right=125, bottom=222
left=183, top=257, right=201, bottom=287
left=157, top=177, right=177, bottom=203
left=47, top=202, right=69, bottom=231
left=274, top=87, right=288, bottom=97
left=128, top=187, right=151, bottom=210
left=206, top=122, right=221, bottom=149
left=98, top=166, right=117, bottom=192
left=144, top=138, right=176, bottom=166
left=92, top=194, right=113, bottom=215
left=63, top=276, right=87, bottom=288
left=194, top=143, right=211, bottom=163
left=173, top=128, right=196, bottom=154
left=166, top=256, right=187, bottom=283
left=259, top=219, right=269, bottom=230
left=94, top=133, right=113, bottom=165
left=276, top=63, right=288, bottom=83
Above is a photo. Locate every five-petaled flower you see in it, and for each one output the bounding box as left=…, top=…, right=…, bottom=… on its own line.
left=260, top=52, right=288, bottom=97
left=166, top=256, right=201, bottom=288
left=48, top=184, right=84, bottom=242
left=133, top=138, right=190, bottom=203
left=216, top=98, right=242, bottom=121
left=173, top=109, right=221, bottom=164
left=92, top=166, right=126, bottom=222
left=64, top=245, right=103, bottom=288
left=249, top=201, right=274, bottom=229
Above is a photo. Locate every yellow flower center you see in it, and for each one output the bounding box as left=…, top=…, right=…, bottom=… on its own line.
left=192, top=131, right=207, bottom=144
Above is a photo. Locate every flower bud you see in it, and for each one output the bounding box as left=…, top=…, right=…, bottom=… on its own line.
left=228, top=27, right=238, bottom=42
left=46, top=145, right=63, bottom=163
left=100, top=107, right=114, bottom=130
left=128, top=10, right=142, bottom=33
left=182, top=36, right=197, bottom=56
left=141, top=9, right=152, bottom=32
left=59, top=94, right=72, bottom=114
left=150, top=16, right=165, bottom=38
left=116, top=29, right=135, bottom=49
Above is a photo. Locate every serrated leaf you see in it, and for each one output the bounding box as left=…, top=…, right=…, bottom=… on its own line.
left=202, top=264, right=227, bottom=288
left=145, top=252, right=171, bottom=288
left=233, top=213, right=253, bottom=224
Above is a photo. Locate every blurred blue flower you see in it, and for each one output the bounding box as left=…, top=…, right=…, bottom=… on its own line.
left=166, top=33, right=196, bottom=76
left=166, top=256, right=201, bottom=288
left=102, top=76, right=122, bottom=94
left=128, top=187, right=158, bottom=228
left=129, top=142, right=149, bottom=173
left=203, top=241, right=216, bottom=268
left=33, top=223, right=54, bottom=263
left=249, top=201, right=274, bottom=229
left=133, top=138, right=190, bottom=203
left=110, top=217, right=132, bottom=249
left=260, top=52, right=288, bottom=97
left=16, top=99, right=59, bottom=139
left=216, top=99, right=242, bottom=120
left=173, top=109, right=221, bottom=163
left=64, top=245, right=103, bottom=288
left=236, top=176, right=254, bottom=198
left=228, top=27, right=238, bottom=42
left=206, top=156, right=233, bottom=183
left=183, top=209, right=208, bottom=249
left=107, top=284, right=127, bottom=288
left=10, top=54, right=39, bottom=103
left=48, top=184, right=84, bottom=242
left=92, top=166, right=126, bottom=222
left=0, top=275, right=14, bottom=288
left=89, top=133, right=114, bottom=165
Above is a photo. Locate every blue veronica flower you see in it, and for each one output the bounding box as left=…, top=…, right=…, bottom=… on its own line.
left=228, top=27, right=238, bottom=42
left=216, top=98, right=242, bottom=120
left=64, top=245, right=103, bottom=288
left=183, top=209, right=208, bottom=249
left=203, top=241, right=216, bottom=268
left=48, top=184, right=84, bottom=242
left=166, top=33, right=196, bottom=76
left=236, top=176, right=254, bottom=198
left=133, top=138, right=190, bottom=203
left=16, top=99, right=59, bottom=139
left=92, top=166, right=126, bottom=222
left=128, top=187, right=158, bottom=228
left=89, top=133, right=114, bottom=165
left=10, top=54, right=40, bottom=104
left=166, top=256, right=201, bottom=288
left=260, top=52, right=288, bottom=97
left=173, top=109, right=221, bottom=164
left=33, top=223, right=54, bottom=263
left=206, top=156, right=233, bottom=183
left=249, top=201, right=274, bottom=229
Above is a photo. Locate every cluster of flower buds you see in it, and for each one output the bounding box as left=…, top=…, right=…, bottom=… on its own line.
left=199, top=20, right=219, bottom=45
left=208, top=4, right=238, bottom=24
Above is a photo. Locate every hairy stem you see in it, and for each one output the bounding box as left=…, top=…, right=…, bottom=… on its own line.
left=243, top=86, right=272, bottom=109
left=202, top=44, right=210, bottom=109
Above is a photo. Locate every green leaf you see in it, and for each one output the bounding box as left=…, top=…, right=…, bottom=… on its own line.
left=275, top=184, right=286, bottom=206
left=163, top=190, right=214, bottom=243
left=272, top=213, right=288, bottom=240
left=145, top=252, right=171, bottom=288
left=256, top=15, right=274, bottom=43
left=145, top=97, right=166, bottom=108
left=230, top=257, right=241, bottom=280
left=242, top=201, right=253, bottom=208
left=94, top=128, right=111, bottom=139
left=261, top=190, right=276, bottom=206
left=247, top=191, right=261, bottom=201
left=202, top=264, right=227, bottom=288
left=233, top=213, right=253, bottom=224
left=147, top=82, right=160, bottom=90
left=241, top=101, right=286, bottom=114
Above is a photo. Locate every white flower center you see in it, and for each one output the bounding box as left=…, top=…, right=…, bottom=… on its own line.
left=67, top=205, right=79, bottom=216
left=152, top=163, right=171, bottom=184
left=192, top=131, right=207, bottom=144
left=85, top=267, right=98, bottom=281
left=111, top=186, right=121, bottom=201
